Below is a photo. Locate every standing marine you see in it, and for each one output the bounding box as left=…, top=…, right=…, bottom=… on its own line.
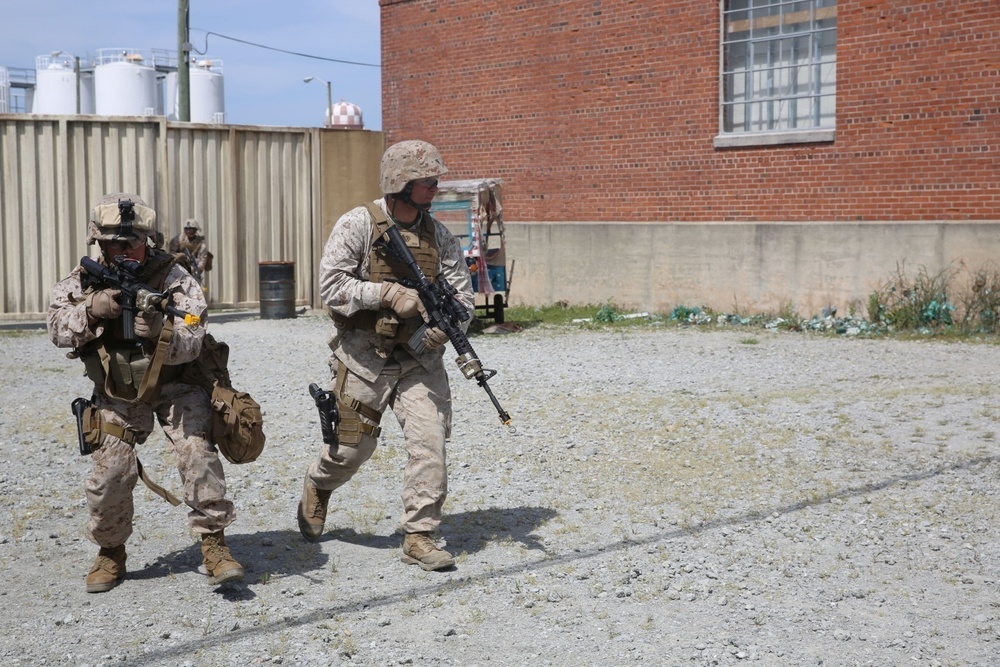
left=47, top=192, right=244, bottom=592
left=168, top=218, right=212, bottom=284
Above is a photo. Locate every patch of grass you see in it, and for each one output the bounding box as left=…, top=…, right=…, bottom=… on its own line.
left=0, top=329, right=46, bottom=338
left=503, top=301, right=662, bottom=328
left=774, top=299, right=803, bottom=331
left=503, top=302, right=605, bottom=327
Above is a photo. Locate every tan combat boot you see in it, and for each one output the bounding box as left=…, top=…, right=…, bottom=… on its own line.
left=297, top=477, right=332, bottom=541
left=201, top=531, right=244, bottom=585
left=401, top=532, right=455, bottom=571
left=86, top=544, right=127, bottom=593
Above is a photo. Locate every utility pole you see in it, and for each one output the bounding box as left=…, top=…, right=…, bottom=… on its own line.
left=74, top=56, right=81, bottom=114
left=178, top=0, right=190, bottom=121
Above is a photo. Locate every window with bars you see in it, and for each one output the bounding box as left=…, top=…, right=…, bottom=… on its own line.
left=721, top=0, right=837, bottom=139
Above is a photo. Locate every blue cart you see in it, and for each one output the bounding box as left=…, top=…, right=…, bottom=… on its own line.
left=432, top=179, right=513, bottom=323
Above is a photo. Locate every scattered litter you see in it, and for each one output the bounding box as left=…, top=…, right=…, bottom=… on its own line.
left=572, top=312, right=651, bottom=323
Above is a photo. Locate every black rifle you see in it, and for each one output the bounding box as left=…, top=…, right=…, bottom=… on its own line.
left=72, top=397, right=93, bottom=455
left=309, top=383, right=340, bottom=449
left=80, top=255, right=200, bottom=340
left=378, top=224, right=515, bottom=432
left=182, top=248, right=203, bottom=283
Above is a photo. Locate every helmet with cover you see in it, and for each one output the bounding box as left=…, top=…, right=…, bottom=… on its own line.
left=87, top=192, right=157, bottom=246
left=379, top=140, right=449, bottom=195
left=183, top=218, right=201, bottom=233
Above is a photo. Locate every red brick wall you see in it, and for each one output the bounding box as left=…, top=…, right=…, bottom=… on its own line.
left=380, top=0, right=1000, bottom=223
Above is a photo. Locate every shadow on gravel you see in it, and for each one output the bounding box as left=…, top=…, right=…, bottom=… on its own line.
left=323, top=527, right=400, bottom=550
left=129, top=549, right=197, bottom=583
left=127, top=455, right=999, bottom=666
left=297, top=506, right=557, bottom=556
left=445, top=506, right=557, bottom=556
left=128, top=529, right=330, bottom=594
left=226, top=529, right=330, bottom=586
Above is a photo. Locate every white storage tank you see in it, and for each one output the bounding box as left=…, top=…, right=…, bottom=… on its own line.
left=164, top=71, right=179, bottom=120
left=0, top=67, right=9, bottom=113
left=32, top=53, right=96, bottom=114
left=94, top=48, right=158, bottom=116
left=165, top=58, right=225, bottom=123
left=190, top=59, right=225, bottom=123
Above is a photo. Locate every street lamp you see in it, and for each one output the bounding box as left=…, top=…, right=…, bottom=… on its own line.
left=303, top=76, right=333, bottom=128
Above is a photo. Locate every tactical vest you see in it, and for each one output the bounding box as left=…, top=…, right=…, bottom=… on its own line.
left=78, top=249, right=180, bottom=403
left=330, top=203, right=440, bottom=350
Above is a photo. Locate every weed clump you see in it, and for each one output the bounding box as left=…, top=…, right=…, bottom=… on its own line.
left=498, top=260, right=1000, bottom=339
left=867, top=262, right=956, bottom=331
left=956, top=262, right=1000, bottom=334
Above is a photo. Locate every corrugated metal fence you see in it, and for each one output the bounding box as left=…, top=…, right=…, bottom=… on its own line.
left=0, top=115, right=383, bottom=321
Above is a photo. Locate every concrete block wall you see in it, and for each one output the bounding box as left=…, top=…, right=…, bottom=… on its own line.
left=503, top=221, right=1000, bottom=317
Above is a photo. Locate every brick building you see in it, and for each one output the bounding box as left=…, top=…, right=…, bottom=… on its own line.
left=379, top=0, right=1000, bottom=313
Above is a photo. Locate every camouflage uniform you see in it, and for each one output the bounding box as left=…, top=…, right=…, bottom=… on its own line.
left=305, top=195, right=474, bottom=534
left=48, top=263, right=233, bottom=546
left=48, top=194, right=243, bottom=594
left=168, top=219, right=210, bottom=282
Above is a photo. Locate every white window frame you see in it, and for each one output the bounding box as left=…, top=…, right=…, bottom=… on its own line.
left=715, top=0, right=837, bottom=148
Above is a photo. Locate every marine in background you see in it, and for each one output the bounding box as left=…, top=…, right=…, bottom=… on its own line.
left=168, top=218, right=212, bottom=285
left=47, top=193, right=244, bottom=593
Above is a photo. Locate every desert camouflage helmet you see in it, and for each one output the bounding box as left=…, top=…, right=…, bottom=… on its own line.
left=379, top=140, right=449, bottom=194
left=87, top=192, right=157, bottom=245
left=183, top=218, right=201, bottom=232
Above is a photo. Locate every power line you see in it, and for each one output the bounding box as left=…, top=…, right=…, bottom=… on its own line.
left=194, top=30, right=381, bottom=68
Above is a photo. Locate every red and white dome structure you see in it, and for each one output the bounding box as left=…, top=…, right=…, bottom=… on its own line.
left=327, top=100, right=363, bottom=129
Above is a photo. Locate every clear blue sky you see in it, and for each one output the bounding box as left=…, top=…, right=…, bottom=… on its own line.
left=0, top=1, right=382, bottom=129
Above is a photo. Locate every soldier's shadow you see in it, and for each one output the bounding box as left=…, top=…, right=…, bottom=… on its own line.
left=444, top=506, right=557, bottom=556
left=319, top=506, right=556, bottom=557
left=127, top=529, right=330, bottom=599
left=125, top=506, right=555, bottom=594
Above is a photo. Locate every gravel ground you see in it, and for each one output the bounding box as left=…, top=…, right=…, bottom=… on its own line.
left=1, top=314, right=999, bottom=667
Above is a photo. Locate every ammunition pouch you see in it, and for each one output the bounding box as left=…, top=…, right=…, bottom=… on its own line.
left=333, top=360, right=382, bottom=447
left=210, top=385, right=266, bottom=464
left=374, top=308, right=400, bottom=339
left=78, top=316, right=176, bottom=403
left=107, top=348, right=151, bottom=398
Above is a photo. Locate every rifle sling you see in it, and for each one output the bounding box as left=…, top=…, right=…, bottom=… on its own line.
left=135, top=316, right=175, bottom=402
left=135, top=457, right=183, bottom=507
left=100, top=421, right=182, bottom=507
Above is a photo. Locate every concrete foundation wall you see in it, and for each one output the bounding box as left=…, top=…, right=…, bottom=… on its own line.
left=504, top=221, right=1000, bottom=317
